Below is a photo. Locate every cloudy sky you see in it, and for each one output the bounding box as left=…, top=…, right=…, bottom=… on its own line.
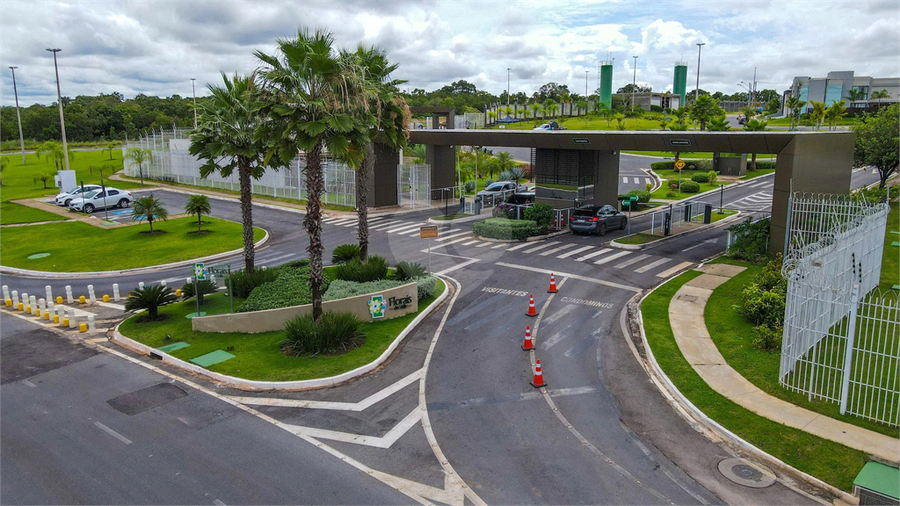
left=1, top=0, right=898, bottom=107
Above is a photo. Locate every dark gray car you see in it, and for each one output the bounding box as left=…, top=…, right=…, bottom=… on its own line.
left=569, top=204, right=627, bottom=236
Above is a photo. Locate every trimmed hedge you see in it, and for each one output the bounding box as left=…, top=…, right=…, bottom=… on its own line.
left=691, top=172, right=710, bottom=183
left=236, top=263, right=329, bottom=313
left=750, top=161, right=775, bottom=170
left=680, top=180, right=701, bottom=193
left=413, top=275, right=438, bottom=300
left=227, top=267, right=280, bottom=299
left=473, top=218, right=545, bottom=240
left=324, top=279, right=406, bottom=301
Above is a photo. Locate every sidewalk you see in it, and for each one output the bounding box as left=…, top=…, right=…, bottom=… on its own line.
left=669, top=263, right=899, bottom=463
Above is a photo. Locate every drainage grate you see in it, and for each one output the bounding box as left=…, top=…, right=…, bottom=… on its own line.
left=718, top=458, right=776, bottom=488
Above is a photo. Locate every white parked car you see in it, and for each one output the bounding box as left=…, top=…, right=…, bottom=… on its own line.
left=54, top=184, right=102, bottom=206
left=68, top=188, right=133, bottom=214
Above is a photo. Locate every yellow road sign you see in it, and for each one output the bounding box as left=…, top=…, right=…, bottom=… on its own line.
left=674, top=159, right=686, bottom=170
left=420, top=225, right=439, bottom=238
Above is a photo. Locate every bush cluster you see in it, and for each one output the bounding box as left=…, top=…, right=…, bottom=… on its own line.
left=413, top=275, right=438, bottom=300
left=236, top=263, right=328, bottom=313
left=727, top=217, right=772, bottom=262
left=394, top=260, right=426, bottom=280
left=281, top=311, right=364, bottom=356
left=474, top=218, right=545, bottom=240
left=331, top=244, right=361, bottom=264
left=679, top=180, right=701, bottom=193
left=735, top=255, right=787, bottom=350
left=180, top=279, right=218, bottom=305
left=333, top=255, right=388, bottom=283
left=750, top=161, right=775, bottom=171
left=691, top=172, right=710, bottom=183
left=464, top=181, right=476, bottom=193
left=523, top=203, right=554, bottom=229
left=227, top=267, right=280, bottom=298
left=324, top=279, right=407, bottom=301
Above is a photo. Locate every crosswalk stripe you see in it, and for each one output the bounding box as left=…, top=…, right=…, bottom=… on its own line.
left=622, top=177, right=628, bottom=183
left=461, top=240, right=481, bottom=246
left=634, top=257, right=672, bottom=273
left=369, top=222, right=400, bottom=230
left=328, top=219, right=355, bottom=226
left=436, top=236, right=471, bottom=247
left=367, top=216, right=388, bottom=223
left=645, top=177, right=653, bottom=185
left=506, top=242, right=534, bottom=252
left=576, top=248, right=611, bottom=261
left=472, top=241, right=489, bottom=247
left=656, top=261, right=694, bottom=278
left=523, top=241, right=560, bottom=254
left=436, top=231, right=468, bottom=241
left=593, top=250, right=630, bottom=265
left=557, top=245, right=594, bottom=259
left=540, top=243, right=577, bottom=256
left=634, top=177, right=641, bottom=184
left=614, top=253, right=650, bottom=269
left=491, top=243, right=508, bottom=249
left=388, top=223, right=424, bottom=234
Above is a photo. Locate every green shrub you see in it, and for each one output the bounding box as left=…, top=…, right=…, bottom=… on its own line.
left=227, top=267, right=280, bottom=299
left=474, top=218, right=545, bottom=240
left=324, top=279, right=407, bottom=301
left=333, top=255, right=389, bottom=283
left=752, top=325, right=783, bottom=351
left=332, top=244, right=361, bottom=264
left=124, top=284, right=178, bottom=320
left=707, top=171, right=717, bottom=184
left=523, top=203, right=554, bottom=228
left=628, top=189, right=651, bottom=203
left=414, top=275, right=437, bottom=300
left=180, top=279, right=218, bottom=305
left=279, top=259, right=310, bottom=270
left=236, top=264, right=329, bottom=312
left=666, top=191, right=676, bottom=198
left=691, top=172, right=710, bottom=183
left=679, top=180, right=700, bottom=193
left=727, top=218, right=772, bottom=262
left=508, top=167, right=526, bottom=180
left=281, top=311, right=365, bottom=356
left=485, top=178, right=494, bottom=186
left=464, top=181, right=476, bottom=193
left=735, top=255, right=787, bottom=350
left=750, top=161, right=775, bottom=171
left=394, top=261, right=426, bottom=280
left=668, top=181, right=680, bottom=190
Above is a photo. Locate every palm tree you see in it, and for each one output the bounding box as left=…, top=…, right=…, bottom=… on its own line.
left=785, top=96, right=806, bottom=131
left=545, top=99, right=559, bottom=118
left=847, top=88, right=866, bottom=109
left=189, top=72, right=287, bottom=272
left=256, top=28, right=371, bottom=321
left=125, top=147, right=152, bottom=187
left=689, top=95, right=721, bottom=131
left=487, top=110, right=497, bottom=126
left=871, top=89, right=891, bottom=105
left=132, top=194, right=169, bottom=233
left=102, top=142, right=119, bottom=160
left=125, top=284, right=177, bottom=320
left=341, top=45, right=410, bottom=262
left=743, top=118, right=768, bottom=170
left=808, top=100, right=827, bottom=130
left=824, top=100, right=847, bottom=130
left=560, top=92, right=571, bottom=117
left=576, top=99, right=588, bottom=116
left=495, top=152, right=514, bottom=177
left=36, top=141, right=74, bottom=171
left=184, top=194, right=211, bottom=233
left=33, top=173, right=52, bottom=188
left=707, top=115, right=731, bottom=131
left=529, top=102, right=541, bottom=123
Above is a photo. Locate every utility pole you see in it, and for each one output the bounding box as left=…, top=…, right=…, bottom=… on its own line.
left=191, top=78, right=197, bottom=129
left=9, top=67, right=26, bottom=164
left=632, top=55, right=638, bottom=113
left=46, top=48, right=70, bottom=172
left=695, top=42, right=705, bottom=101
left=506, top=68, right=510, bottom=108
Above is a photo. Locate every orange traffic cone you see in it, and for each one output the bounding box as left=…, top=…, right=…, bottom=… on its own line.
left=531, top=359, right=546, bottom=388
left=527, top=294, right=537, bottom=317
left=547, top=273, right=558, bottom=293
left=522, top=325, right=534, bottom=351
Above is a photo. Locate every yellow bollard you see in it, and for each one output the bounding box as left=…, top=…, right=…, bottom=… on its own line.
left=35, top=309, right=41, bottom=318
left=79, top=323, right=87, bottom=333
left=17, top=303, right=24, bottom=311
left=25, top=305, right=31, bottom=313
left=56, top=296, right=63, bottom=304
left=43, top=312, right=50, bottom=320
left=79, top=295, right=86, bottom=304
left=175, top=289, right=182, bottom=297
left=5, top=299, right=11, bottom=307
left=54, top=315, right=60, bottom=323
left=103, top=294, right=110, bottom=302
left=62, top=318, right=69, bottom=327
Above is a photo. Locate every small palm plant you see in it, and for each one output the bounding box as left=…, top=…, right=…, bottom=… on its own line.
left=184, top=194, right=211, bottom=233
left=180, top=279, right=218, bottom=305
left=132, top=194, right=169, bottom=233
left=124, top=284, right=177, bottom=320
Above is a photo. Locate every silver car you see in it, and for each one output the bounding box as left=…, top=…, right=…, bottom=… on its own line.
left=69, top=188, right=133, bottom=214
left=54, top=184, right=102, bottom=206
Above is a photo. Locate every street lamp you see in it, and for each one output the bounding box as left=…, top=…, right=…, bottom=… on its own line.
left=8, top=67, right=26, bottom=164
left=191, top=78, right=197, bottom=129
left=506, top=68, right=510, bottom=108
left=46, top=48, right=70, bottom=172
left=695, top=42, right=705, bottom=101
left=585, top=69, right=589, bottom=99
left=739, top=81, right=752, bottom=106
left=632, top=55, right=638, bottom=113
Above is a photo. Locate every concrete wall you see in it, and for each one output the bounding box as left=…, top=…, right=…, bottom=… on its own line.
left=428, top=145, right=457, bottom=193
left=372, top=143, right=400, bottom=207
left=191, top=282, right=418, bottom=333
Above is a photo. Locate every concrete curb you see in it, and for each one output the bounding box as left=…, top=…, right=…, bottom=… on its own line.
left=110, top=275, right=452, bottom=391
left=609, top=211, right=745, bottom=251
left=630, top=281, right=859, bottom=506
left=0, top=230, right=270, bottom=279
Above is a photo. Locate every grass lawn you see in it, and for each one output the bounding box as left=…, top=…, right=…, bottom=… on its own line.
left=1, top=202, right=69, bottom=225
left=880, top=200, right=898, bottom=292
left=650, top=170, right=727, bottom=199
left=642, top=271, right=869, bottom=491
left=118, top=279, right=446, bottom=382
left=431, top=213, right=474, bottom=221
left=614, top=233, right=659, bottom=245
left=1, top=216, right=264, bottom=272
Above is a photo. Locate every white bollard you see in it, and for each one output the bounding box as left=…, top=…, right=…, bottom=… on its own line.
left=21, top=292, right=28, bottom=309
left=186, top=277, right=192, bottom=285
left=68, top=308, right=77, bottom=328
left=210, top=274, right=217, bottom=284
left=87, top=285, right=96, bottom=304
left=113, top=284, right=120, bottom=302
left=2, top=285, right=9, bottom=301
left=11, top=290, right=19, bottom=307
left=160, top=280, right=167, bottom=288
left=57, top=303, right=65, bottom=323
left=45, top=285, right=53, bottom=303
left=138, top=282, right=145, bottom=290
left=65, top=285, right=74, bottom=304
left=29, top=296, right=37, bottom=315
left=88, top=314, right=96, bottom=334
left=38, top=298, right=46, bottom=316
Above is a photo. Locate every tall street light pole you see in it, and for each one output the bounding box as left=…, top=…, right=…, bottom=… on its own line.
left=632, top=56, right=638, bottom=113
left=585, top=69, right=589, bottom=98
left=191, top=78, right=197, bottom=129
left=46, top=48, right=70, bottom=172
left=695, top=42, right=705, bottom=101
left=9, top=66, right=26, bottom=164
left=506, top=68, right=510, bottom=108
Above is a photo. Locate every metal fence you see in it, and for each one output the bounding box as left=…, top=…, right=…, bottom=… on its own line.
left=780, top=192, right=896, bottom=427
left=398, top=163, right=431, bottom=209
left=647, top=200, right=709, bottom=235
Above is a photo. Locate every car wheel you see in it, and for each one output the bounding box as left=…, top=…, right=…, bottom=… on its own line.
left=64, top=198, right=72, bottom=207
left=83, top=204, right=95, bottom=214
left=118, top=199, right=130, bottom=208
left=598, top=223, right=608, bottom=236
left=620, top=217, right=627, bottom=230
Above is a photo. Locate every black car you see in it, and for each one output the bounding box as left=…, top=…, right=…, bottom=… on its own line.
left=569, top=204, right=627, bottom=236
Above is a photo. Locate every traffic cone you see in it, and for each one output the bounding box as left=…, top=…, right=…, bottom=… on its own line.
left=547, top=273, right=558, bottom=293
left=522, top=325, right=534, bottom=351
left=531, top=359, right=546, bottom=388
left=527, top=294, right=537, bottom=317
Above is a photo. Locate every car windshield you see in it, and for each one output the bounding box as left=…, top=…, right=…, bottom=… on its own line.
left=484, top=183, right=505, bottom=191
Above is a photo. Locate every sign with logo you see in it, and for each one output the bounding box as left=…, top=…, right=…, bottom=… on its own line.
left=388, top=295, right=413, bottom=310
left=573, top=138, right=590, bottom=144
left=669, top=139, right=692, bottom=147
left=420, top=225, right=439, bottom=238
left=368, top=295, right=387, bottom=319
left=674, top=159, right=686, bottom=170
left=193, top=263, right=207, bottom=281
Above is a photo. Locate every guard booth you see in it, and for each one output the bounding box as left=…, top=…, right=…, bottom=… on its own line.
left=853, top=461, right=899, bottom=505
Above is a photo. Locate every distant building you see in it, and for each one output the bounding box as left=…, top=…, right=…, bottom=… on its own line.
left=786, top=71, right=899, bottom=113
left=613, top=92, right=682, bottom=111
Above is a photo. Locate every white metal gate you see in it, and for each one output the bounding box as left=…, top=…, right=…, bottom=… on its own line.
left=398, top=163, right=431, bottom=209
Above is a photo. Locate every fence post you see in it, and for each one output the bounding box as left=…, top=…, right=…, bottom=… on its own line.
left=839, top=284, right=861, bottom=415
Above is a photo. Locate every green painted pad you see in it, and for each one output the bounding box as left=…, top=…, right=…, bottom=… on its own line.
left=185, top=312, right=207, bottom=319
left=157, top=341, right=190, bottom=353
left=893, top=285, right=900, bottom=290
left=853, top=461, right=900, bottom=499
left=189, top=350, right=235, bottom=367
left=27, top=253, right=51, bottom=259
left=891, top=241, right=899, bottom=247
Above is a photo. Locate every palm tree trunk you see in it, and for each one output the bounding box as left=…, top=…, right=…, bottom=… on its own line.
left=305, top=143, right=325, bottom=321
left=238, top=158, right=255, bottom=273
left=357, top=143, right=374, bottom=262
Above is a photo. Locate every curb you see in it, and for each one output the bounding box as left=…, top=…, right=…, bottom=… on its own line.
left=110, top=275, right=452, bottom=391
left=609, top=211, right=744, bottom=251
left=0, top=230, right=270, bottom=279
left=628, top=280, right=858, bottom=506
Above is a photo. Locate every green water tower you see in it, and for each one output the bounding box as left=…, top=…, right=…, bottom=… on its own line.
left=673, top=61, right=688, bottom=108
left=599, top=61, right=613, bottom=110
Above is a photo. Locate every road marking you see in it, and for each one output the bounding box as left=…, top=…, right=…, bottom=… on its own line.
left=434, top=258, right=480, bottom=276
left=327, top=219, right=354, bottom=227
left=387, top=223, right=424, bottom=234
left=428, top=385, right=599, bottom=410
left=495, top=262, right=640, bottom=293
left=540, top=329, right=569, bottom=350
left=634, top=257, right=672, bottom=273
left=434, top=236, right=471, bottom=248
left=213, top=500, right=227, bottom=506
left=490, top=243, right=507, bottom=249
left=22, top=379, right=37, bottom=387
left=614, top=253, right=650, bottom=269
left=505, top=242, right=532, bottom=251
left=523, top=241, right=560, bottom=254
left=461, top=240, right=480, bottom=246
left=368, top=221, right=398, bottom=230
left=557, top=245, right=594, bottom=258
left=542, top=304, right=577, bottom=324
left=622, top=177, right=628, bottom=183
left=436, top=231, right=468, bottom=241
left=576, top=248, right=611, bottom=261
left=283, top=408, right=422, bottom=449
left=656, top=261, right=694, bottom=278
left=593, top=250, right=630, bottom=265
left=94, top=421, right=132, bottom=445
left=539, top=243, right=577, bottom=256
